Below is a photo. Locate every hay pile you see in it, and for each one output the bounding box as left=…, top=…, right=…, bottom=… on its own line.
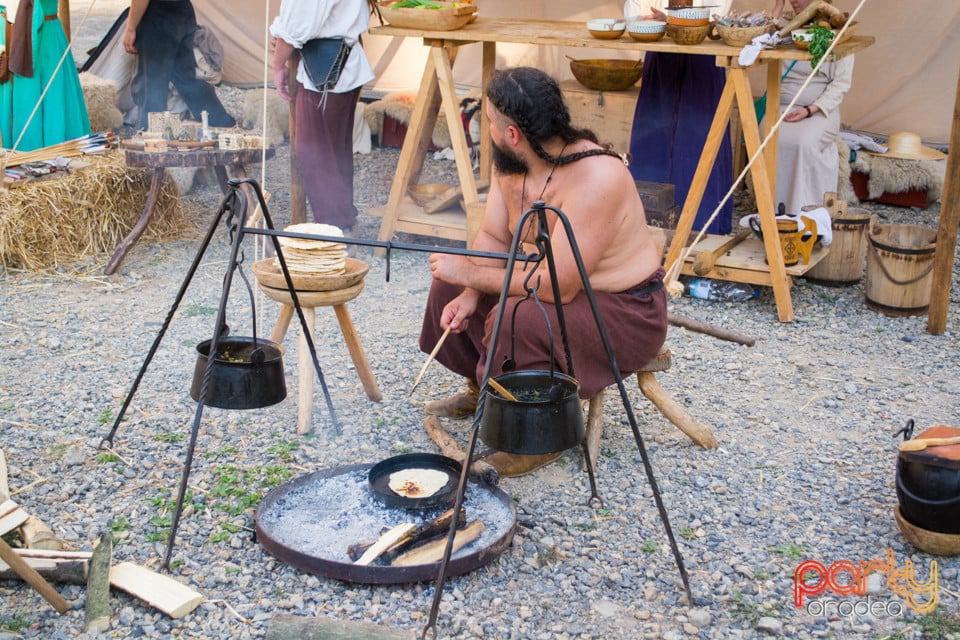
left=0, top=149, right=188, bottom=271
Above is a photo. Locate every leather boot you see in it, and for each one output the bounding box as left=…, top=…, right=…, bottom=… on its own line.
left=478, top=450, right=563, bottom=478
left=423, top=378, right=480, bottom=418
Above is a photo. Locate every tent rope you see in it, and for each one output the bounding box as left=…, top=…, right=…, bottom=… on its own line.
left=663, top=0, right=871, bottom=298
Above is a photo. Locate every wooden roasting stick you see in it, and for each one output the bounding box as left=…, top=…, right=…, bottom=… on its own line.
left=0, top=537, right=70, bottom=614
left=423, top=415, right=499, bottom=486
left=348, top=507, right=467, bottom=563
left=410, top=326, right=452, bottom=396
left=899, top=436, right=960, bottom=452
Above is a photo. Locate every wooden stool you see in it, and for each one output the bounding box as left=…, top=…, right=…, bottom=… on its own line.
left=584, top=347, right=716, bottom=470
left=259, top=282, right=382, bottom=434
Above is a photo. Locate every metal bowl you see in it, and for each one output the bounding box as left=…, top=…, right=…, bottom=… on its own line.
left=568, top=58, right=643, bottom=92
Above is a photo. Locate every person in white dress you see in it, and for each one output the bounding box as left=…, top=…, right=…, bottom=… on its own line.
left=772, top=0, right=854, bottom=213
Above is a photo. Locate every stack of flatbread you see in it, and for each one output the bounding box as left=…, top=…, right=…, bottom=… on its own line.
left=274, top=223, right=348, bottom=275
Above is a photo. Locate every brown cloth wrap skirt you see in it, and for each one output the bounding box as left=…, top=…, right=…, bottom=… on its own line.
left=418, top=267, right=667, bottom=399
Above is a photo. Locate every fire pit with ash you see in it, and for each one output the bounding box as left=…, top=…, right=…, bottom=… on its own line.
left=254, top=464, right=517, bottom=584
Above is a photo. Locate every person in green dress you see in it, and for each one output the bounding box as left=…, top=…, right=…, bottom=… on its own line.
left=1, top=0, right=90, bottom=152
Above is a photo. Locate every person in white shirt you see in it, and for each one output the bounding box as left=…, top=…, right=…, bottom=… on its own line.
left=270, top=0, right=376, bottom=233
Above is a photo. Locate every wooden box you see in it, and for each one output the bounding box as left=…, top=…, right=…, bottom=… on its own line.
left=646, top=205, right=681, bottom=230
left=636, top=180, right=675, bottom=213
left=560, top=80, right=639, bottom=155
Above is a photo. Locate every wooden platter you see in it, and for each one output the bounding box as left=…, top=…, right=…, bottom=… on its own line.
left=378, top=1, right=478, bottom=31
left=251, top=257, right=369, bottom=292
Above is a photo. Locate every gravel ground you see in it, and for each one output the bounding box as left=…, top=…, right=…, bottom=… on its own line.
left=2, top=6, right=958, bottom=637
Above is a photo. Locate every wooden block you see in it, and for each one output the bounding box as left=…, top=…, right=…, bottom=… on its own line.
left=21, top=515, right=68, bottom=551
left=645, top=204, right=681, bottom=230
left=635, top=180, right=676, bottom=213
left=86, top=532, right=113, bottom=632
left=0, top=498, right=30, bottom=536
left=109, top=562, right=204, bottom=619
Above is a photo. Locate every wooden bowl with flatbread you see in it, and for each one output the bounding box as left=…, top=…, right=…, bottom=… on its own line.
left=252, top=257, right=369, bottom=292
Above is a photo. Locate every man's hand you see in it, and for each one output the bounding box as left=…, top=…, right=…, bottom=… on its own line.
left=440, top=290, right=479, bottom=333
left=273, top=65, right=291, bottom=102
left=428, top=253, right=473, bottom=288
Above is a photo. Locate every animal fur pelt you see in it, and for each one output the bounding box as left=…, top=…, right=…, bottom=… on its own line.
left=364, top=90, right=482, bottom=149
left=835, top=136, right=856, bottom=204
left=849, top=151, right=946, bottom=202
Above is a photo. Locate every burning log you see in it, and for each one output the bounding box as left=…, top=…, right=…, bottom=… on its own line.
left=423, top=415, right=499, bottom=486
left=349, top=507, right=466, bottom=564
left=392, top=519, right=485, bottom=567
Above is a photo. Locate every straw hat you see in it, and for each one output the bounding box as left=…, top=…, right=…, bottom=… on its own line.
left=866, top=131, right=947, bottom=161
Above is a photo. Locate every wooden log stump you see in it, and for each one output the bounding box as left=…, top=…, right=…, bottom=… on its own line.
left=86, top=532, right=113, bottom=632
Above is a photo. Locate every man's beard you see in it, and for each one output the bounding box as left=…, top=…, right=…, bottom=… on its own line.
left=492, top=141, right=528, bottom=175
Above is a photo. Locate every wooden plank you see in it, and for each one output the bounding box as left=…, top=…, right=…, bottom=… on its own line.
left=368, top=18, right=873, bottom=60
left=266, top=614, right=413, bottom=640
left=0, top=498, right=30, bottom=536
left=109, top=561, right=204, bottom=619
left=684, top=235, right=829, bottom=276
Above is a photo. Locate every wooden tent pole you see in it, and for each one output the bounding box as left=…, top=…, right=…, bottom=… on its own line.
left=926, top=62, right=960, bottom=335
left=58, top=0, right=70, bottom=41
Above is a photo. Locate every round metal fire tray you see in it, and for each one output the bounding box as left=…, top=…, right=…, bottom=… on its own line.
left=254, top=464, right=517, bottom=585
left=368, top=453, right=462, bottom=511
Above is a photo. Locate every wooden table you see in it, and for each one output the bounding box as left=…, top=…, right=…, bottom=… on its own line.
left=369, top=18, right=873, bottom=321
left=105, top=146, right=275, bottom=275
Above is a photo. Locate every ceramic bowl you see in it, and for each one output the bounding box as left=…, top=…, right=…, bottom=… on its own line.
left=627, top=20, right=666, bottom=41
left=666, top=6, right=711, bottom=20
left=587, top=18, right=626, bottom=39
left=791, top=28, right=816, bottom=50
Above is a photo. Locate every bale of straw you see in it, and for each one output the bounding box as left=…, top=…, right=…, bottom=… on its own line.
left=0, top=149, right=188, bottom=271
left=79, top=73, right=124, bottom=133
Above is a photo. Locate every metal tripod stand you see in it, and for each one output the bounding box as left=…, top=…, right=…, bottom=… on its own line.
left=421, top=201, right=692, bottom=639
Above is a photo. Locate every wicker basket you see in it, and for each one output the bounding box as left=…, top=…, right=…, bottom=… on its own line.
left=711, top=22, right=773, bottom=47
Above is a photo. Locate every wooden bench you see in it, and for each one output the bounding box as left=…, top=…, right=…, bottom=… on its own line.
left=584, top=347, right=717, bottom=470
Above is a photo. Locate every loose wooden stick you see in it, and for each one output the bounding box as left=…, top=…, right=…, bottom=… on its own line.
left=409, top=326, right=452, bottom=396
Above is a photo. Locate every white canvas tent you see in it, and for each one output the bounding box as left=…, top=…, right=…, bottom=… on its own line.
left=191, top=0, right=960, bottom=146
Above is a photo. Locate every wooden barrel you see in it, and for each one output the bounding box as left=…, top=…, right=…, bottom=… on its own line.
left=805, top=209, right=874, bottom=286
left=865, top=223, right=937, bottom=316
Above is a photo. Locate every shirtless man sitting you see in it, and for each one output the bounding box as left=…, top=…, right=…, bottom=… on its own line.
left=418, top=66, right=666, bottom=476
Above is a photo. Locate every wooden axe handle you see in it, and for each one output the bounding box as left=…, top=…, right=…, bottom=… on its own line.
left=692, top=228, right=751, bottom=276
left=899, top=436, right=960, bottom=452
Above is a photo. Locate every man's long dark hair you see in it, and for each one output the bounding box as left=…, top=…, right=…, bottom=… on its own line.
left=485, top=67, right=607, bottom=167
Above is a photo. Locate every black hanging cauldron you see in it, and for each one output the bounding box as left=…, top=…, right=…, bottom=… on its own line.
left=896, top=424, right=960, bottom=535
left=480, top=370, right=584, bottom=455
left=190, top=337, right=286, bottom=410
